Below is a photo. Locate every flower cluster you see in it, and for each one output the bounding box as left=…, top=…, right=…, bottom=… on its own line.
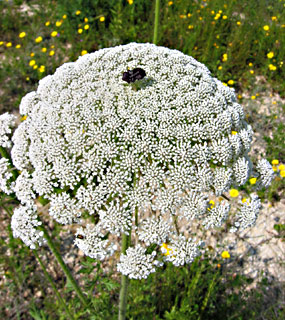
left=0, top=43, right=275, bottom=278
left=0, top=113, right=16, bottom=148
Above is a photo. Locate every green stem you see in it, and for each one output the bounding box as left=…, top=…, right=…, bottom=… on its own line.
left=38, top=224, right=90, bottom=309
left=33, top=250, right=75, bottom=320
left=118, top=233, right=130, bottom=320
left=153, top=0, right=160, bottom=44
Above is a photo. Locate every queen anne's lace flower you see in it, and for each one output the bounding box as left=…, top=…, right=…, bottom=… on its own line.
left=3, top=43, right=273, bottom=278
left=162, top=235, right=203, bottom=267
left=117, top=245, right=157, bottom=279
left=138, top=217, right=172, bottom=245
left=74, top=224, right=116, bottom=260
left=203, top=201, right=231, bottom=229
left=255, top=159, right=275, bottom=189
left=0, top=158, right=15, bottom=194
left=230, top=195, right=261, bottom=232
left=13, top=170, right=36, bottom=206
left=11, top=205, right=45, bottom=249
left=0, top=113, right=16, bottom=148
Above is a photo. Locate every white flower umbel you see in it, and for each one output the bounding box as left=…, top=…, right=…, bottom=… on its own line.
left=99, top=200, right=132, bottom=236
left=13, top=170, right=36, bottom=206
left=3, top=43, right=273, bottom=278
left=203, top=201, right=231, bottom=229
left=230, top=195, right=261, bottom=232
left=11, top=205, right=45, bottom=249
left=74, top=224, right=116, bottom=260
left=0, top=158, right=14, bottom=194
left=117, top=245, right=157, bottom=279
left=163, top=235, right=203, bottom=267
left=255, top=159, right=275, bottom=189
left=0, top=112, right=16, bottom=148
left=138, top=216, right=173, bottom=245
left=49, top=192, right=82, bottom=225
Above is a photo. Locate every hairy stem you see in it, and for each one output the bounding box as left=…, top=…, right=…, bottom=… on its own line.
left=38, top=224, right=91, bottom=309
left=153, top=0, right=160, bottom=44
left=118, top=232, right=130, bottom=320
left=33, top=250, right=75, bottom=320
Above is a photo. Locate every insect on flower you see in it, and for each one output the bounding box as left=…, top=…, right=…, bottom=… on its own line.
left=122, top=68, right=146, bottom=83
left=76, top=234, right=85, bottom=239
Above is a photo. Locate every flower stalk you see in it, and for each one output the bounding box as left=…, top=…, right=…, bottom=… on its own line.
left=33, top=249, right=75, bottom=320
left=153, top=0, right=160, bottom=44
left=118, top=232, right=130, bottom=320
left=38, top=224, right=91, bottom=309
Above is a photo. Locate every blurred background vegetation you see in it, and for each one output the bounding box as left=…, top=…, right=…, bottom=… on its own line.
left=0, top=0, right=284, bottom=319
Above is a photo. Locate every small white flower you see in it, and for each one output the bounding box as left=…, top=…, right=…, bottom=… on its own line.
left=11, top=205, right=45, bottom=249
left=0, top=158, right=15, bottom=194
left=0, top=112, right=16, bottom=148
left=117, top=245, right=157, bottom=279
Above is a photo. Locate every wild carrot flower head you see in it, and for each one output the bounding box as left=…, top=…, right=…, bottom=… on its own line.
left=1, top=43, right=275, bottom=278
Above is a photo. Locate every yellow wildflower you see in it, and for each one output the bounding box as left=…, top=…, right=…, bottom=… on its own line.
left=187, top=13, right=192, bottom=17
left=267, top=52, right=274, bottom=59
left=6, top=42, right=12, bottom=47
left=231, top=131, right=237, bottom=135
left=81, top=50, right=88, bottom=55
left=250, top=70, right=254, bottom=74
left=100, top=16, right=105, bottom=22
left=62, top=14, right=67, bottom=19
left=218, top=66, right=222, bottom=70
left=229, top=189, right=239, bottom=197
left=272, top=159, right=279, bottom=165
left=21, top=115, right=27, bottom=121
left=15, top=44, right=21, bottom=49
left=128, top=0, right=134, bottom=4
left=19, top=32, right=26, bottom=38
left=168, top=1, right=173, bottom=5
left=263, top=25, right=269, bottom=31
left=56, top=21, right=62, bottom=27
left=30, top=52, right=35, bottom=57
left=222, top=82, right=228, bottom=86
left=29, top=60, right=36, bottom=66
left=237, top=21, right=241, bottom=26
left=241, top=198, right=247, bottom=203
left=84, top=24, right=89, bottom=30
left=249, top=177, right=257, bottom=185
left=228, top=80, right=234, bottom=85
left=45, top=21, right=50, bottom=26
left=0, top=41, right=3, bottom=45
left=251, top=95, right=256, bottom=100
left=41, top=47, right=47, bottom=52
left=35, top=36, right=43, bottom=43
left=272, top=166, right=277, bottom=172
left=222, top=15, right=227, bottom=19
left=237, top=94, right=242, bottom=99
left=269, top=64, right=277, bottom=71
left=248, top=62, right=253, bottom=67
left=51, top=31, right=58, bottom=37
left=49, top=50, right=55, bottom=56
left=188, top=25, right=194, bottom=29
left=211, top=10, right=215, bottom=15
left=280, top=170, right=285, bottom=178
left=84, top=17, right=88, bottom=22
left=221, top=251, right=231, bottom=259
left=39, top=65, right=45, bottom=73
left=278, top=164, right=285, bottom=171
left=222, top=53, right=227, bottom=62
left=50, top=45, right=55, bottom=48
left=78, top=28, right=83, bottom=34
left=214, top=13, right=221, bottom=20
left=26, top=77, right=30, bottom=81
left=271, top=16, right=277, bottom=21
left=76, top=10, right=81, bottom=15
left=33, top=65, right=38, bottom=70
left=161, top=243, right=173, bottom=256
